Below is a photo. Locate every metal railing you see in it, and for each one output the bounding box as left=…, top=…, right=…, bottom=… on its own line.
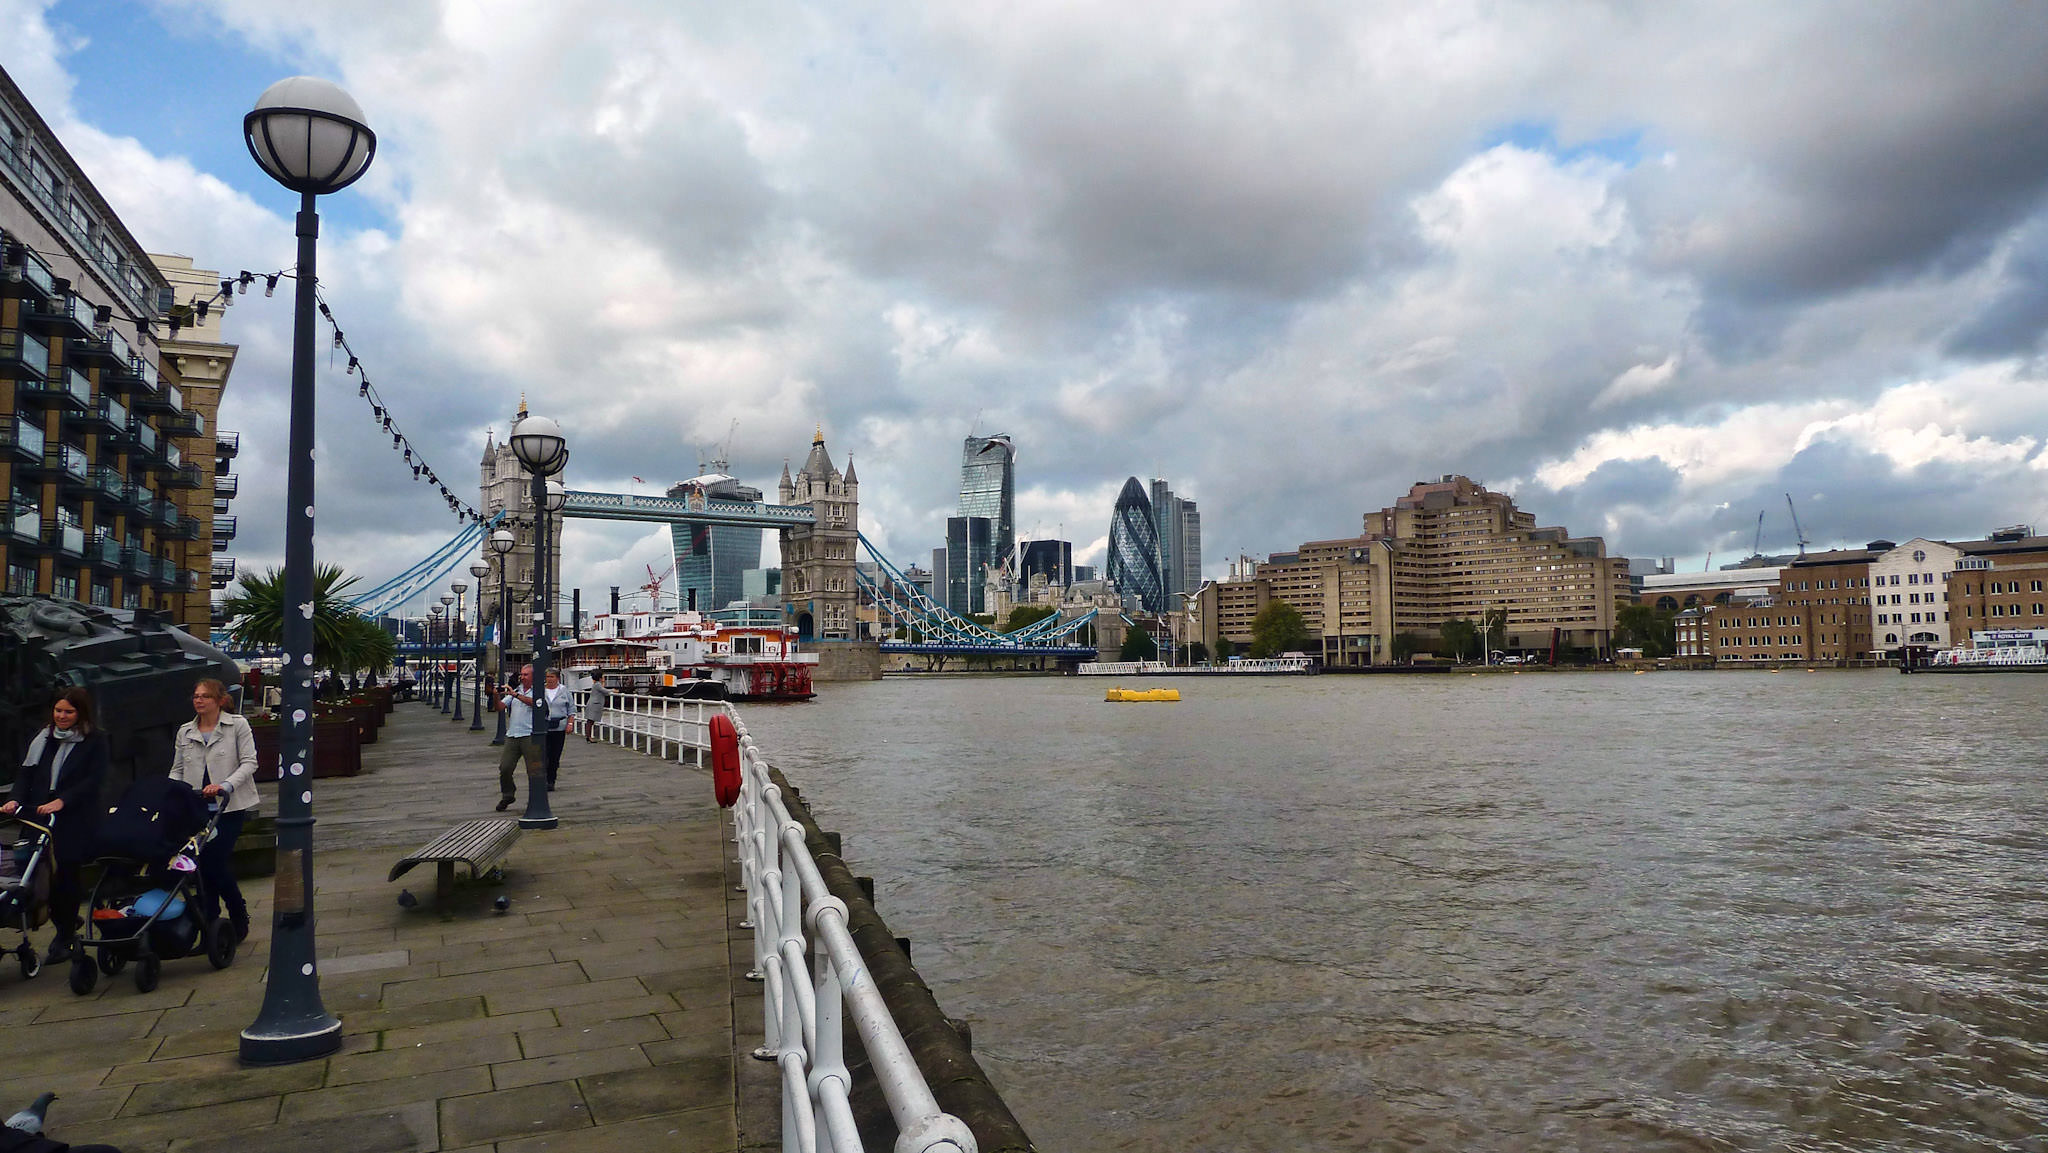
left=572, top=688, right=722, bottom=763
left=727, top=712, right=977, bottom=1153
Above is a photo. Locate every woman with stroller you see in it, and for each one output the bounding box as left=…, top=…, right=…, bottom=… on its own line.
left=170, top=678, right=258, bottom=943
left=2, top=687, right=108, bottom=965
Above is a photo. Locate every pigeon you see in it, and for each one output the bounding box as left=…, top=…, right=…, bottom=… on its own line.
left=5, top=1092, right=55, bottom=1133
left=396, top=890, right=417, bottom=909
left=492, top=896, right=510, bottom=914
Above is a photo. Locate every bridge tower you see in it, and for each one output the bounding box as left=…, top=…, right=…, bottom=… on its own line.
left=778, top=429, right=859, bottom=639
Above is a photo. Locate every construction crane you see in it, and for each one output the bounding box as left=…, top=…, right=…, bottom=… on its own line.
left=637, top=562, right=675, bottom=609
left=1785, top=493, right=1810, bottom=557
left=1750, top=511, right=1765, bottom=560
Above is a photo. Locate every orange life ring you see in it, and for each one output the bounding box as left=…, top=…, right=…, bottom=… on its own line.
left=709, top=712, right=741, bottom=807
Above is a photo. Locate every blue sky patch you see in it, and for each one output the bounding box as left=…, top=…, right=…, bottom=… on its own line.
left=1483, top=119, right=1646, bottom=168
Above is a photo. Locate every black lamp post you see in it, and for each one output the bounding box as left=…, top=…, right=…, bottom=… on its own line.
left=239, top=74, right=374, bottom=1066
left=429, top=603, right=446, bottom=710
left=510, top=413, right=566, bottom=831
left=438, top=594, right=456, bottom=715
left=468, top=561, right=489, bottom=731
left=450, top=584, right=469, bottom=719
left=489, top=528, right=515, bottom=745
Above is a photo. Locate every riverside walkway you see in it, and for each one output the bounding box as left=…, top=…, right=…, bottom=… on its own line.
left=0, top=699, right=776, bottom=1152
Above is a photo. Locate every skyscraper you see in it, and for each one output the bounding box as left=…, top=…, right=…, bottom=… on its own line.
left=667, top=466, right=763, bottom=613
left=1147, top=479, right=1203, bottom=599
left=1018, top=539, right=1074, bottom=589
left=1108, top=478, right=1165, bottom=612
left=946, top=515, right=993, bottom=614
left=960, top=435, right=1015, bottom=574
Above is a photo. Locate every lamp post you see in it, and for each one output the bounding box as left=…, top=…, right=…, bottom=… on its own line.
left=240, top=75, right=373, bottom=1066
left=442, top=593, right=458, bottom=712
left=429, top=604, right=445, bottom=710
left=449, top=583, right=468, bottom=720
left=489, top=528, right=515, bottom=745
left=510, top=414, right=566, bottom=831
left=468, top=561, right=489, bottom=731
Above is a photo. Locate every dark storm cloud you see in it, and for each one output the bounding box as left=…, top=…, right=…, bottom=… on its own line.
left=1946, top=217, right=2048, bottom=359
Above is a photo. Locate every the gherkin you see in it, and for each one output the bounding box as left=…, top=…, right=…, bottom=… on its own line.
left=1107, top=477, right=1164, bottom=613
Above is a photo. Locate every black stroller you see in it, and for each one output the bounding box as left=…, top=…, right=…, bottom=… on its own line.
left=0, top=813, right=57, bottom=980
left=68, top=776, right=238, bottom=995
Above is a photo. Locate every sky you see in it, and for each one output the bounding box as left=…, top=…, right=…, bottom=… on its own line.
left=6, top=0, right=2048, bottom=616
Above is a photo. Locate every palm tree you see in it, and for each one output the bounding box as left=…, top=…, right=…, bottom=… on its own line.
left=223, top=565, right=394, bottom=677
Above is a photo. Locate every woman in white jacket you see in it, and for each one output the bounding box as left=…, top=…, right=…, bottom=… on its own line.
left=170, top=678, right=259, bottom=943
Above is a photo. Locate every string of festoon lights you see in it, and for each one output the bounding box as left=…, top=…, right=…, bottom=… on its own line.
left=5, top=242, right=485, bottom=523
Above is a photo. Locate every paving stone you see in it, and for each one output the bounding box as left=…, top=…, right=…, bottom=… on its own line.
left=170, top=1102, right=434, bottom=1153
left=380, top=960, right=586, bottom=1008
left=494, top=1105, right=734, bottom=1153
left=281, top=1065, right=493, bottom=1121
left=439, top=1079, right=591, bottom=1146
left=122, top=1059, right=326, bottom=1113
left=382, top=1006, right=558, bottom=1049
left=552, top=993, right=680, bottom=1029
left=491, top=1043, right=651, bottom=1090
left=518, top=1014, right=668, bottom=1059
left=64, top=1093, right=282, bottom=1153
left=329, top=1032, right=521, bottom=1086
left=644, top=1029, right=734, bottom=1064
left=486, top=975, right=646, bottom=1016
left=579, top=1057, right=731, bottom=1124
left=339, top=993, right=485, bottom=1037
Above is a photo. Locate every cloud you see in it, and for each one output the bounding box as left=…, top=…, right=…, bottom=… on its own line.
left=7, top=0, right=2048, bottom=618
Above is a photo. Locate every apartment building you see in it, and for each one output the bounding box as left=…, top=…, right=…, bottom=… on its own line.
left=1, top=65, right=231, bottom=631
left=1946, top=530, right=2048, bottom=641
left=1196, top=475, right=1629, bottom=665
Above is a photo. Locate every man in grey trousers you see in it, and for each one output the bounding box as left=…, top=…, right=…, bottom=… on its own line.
left=495, top=664, right=542, bottom=811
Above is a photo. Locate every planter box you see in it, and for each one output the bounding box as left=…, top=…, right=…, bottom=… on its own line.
left=251, top=717, right=362, bottom=781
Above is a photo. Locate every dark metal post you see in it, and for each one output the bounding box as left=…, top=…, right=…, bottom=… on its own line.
left=241, top=191, right=341, bottom=1064
left=491, top=555, right=508, bottom=745
left=521, top=481, right=557, bottom=829
left=469, top=585, right=485, bottom=731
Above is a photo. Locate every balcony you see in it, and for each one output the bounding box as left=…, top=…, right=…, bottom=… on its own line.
left=165, top=463, right=203, bottom=490
left=215, top=430, right=240, bottom=460
left=18, top=365, right=91, bottom=411
left=163, top=514, right=201, bottom=542
left=101, top=351, right=143, bottom=391
left=132, top=373, right=182, bottom=415
left=47, top=520, right=86, bottom=559
left=153, top=556, right=180, bottom=587
left=68, top=324, right=131, bottom=371
left=47, top=443, right=91, bottom=491
left=128, top=417, right=162, bottom=461
left=117, top=356, right=159, bottom=403
left=163, top=409, right=205, bottom=438
left=214, top=472, right=240, bottom=499
left=3, top=502, right=43, bottom=549
left=158, top=440, right=184, bottom=473
left=212, top=496, right=230, bottom=515
left=122, top=545, right=152, bottom=577
left=2, top=243, right=57, bottom=302
left=80, top=394, right=128, bottom=437
left=89, top=465, right=128, bottom=506
left=24, top=292, right=94, bottom=340
left=87, top=532, right=123, bottom=570
left=2, top=412, right=45, bottom=464
left=0, top=328, right=51, bottom=380
left=212, top=557, right=237, bottom=589
left=214, top=514, right=237, bottom=543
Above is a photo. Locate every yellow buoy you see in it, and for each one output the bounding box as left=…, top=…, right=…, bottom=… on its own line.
left=1105, top=686, right=1180, bottom=702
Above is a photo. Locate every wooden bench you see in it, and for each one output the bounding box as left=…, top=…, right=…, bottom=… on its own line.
left=388, top=818, right=520, bottom=917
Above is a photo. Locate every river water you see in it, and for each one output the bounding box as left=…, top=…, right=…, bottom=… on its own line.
left=738, top=671, right=2048, bottom=1152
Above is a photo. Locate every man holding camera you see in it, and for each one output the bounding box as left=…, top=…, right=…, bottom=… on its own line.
left=494, top=664, right=543, bottom=812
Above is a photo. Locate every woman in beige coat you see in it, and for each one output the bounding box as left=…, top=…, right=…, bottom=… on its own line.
left=170, top=678, right=259, bottom=942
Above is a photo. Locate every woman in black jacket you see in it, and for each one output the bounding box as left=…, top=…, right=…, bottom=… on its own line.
left=2, top=687, right=108, bottom=964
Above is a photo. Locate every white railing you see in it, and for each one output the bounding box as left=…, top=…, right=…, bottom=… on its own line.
left=574, top=689, right=722, bottom=764
left=728, top=713, right=977, bottom=1153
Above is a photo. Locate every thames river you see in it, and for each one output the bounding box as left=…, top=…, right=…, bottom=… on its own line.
left=739, top=670, right=2048, bottom=1152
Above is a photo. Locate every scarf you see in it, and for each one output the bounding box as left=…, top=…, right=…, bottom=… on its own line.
left=21, top=725, right=84, bottom=791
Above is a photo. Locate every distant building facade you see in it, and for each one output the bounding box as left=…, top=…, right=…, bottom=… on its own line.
left=1196, top=474, right=1628, bottom=665
left=946, top=514, right=992, bottom=615
left=777, top=430, right=858, bottom=639
left=1, top=64, right=225, bottom=631
left=1107, top=477, right=1165, bottom=612
left=666, top=465, right=763, bottom=613
left=1148, top=477, right=1201, bottom=599
left=1018, top=538, right=1073, bottom=590
left=960, top=435, right=1015, bottom=572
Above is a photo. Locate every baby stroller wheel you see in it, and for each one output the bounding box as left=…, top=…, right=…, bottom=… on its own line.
left=205, top=916, right=237, bottom=970
left=69, top=955, right=97, bottom=995
left=134, top=953, right=162, bottom=994
left=98, top=950, right=128, bottom=976
left=16, top=943, right=39, bottom=980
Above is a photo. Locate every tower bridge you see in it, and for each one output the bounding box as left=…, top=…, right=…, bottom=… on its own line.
left=492, top=427, right=1098, bottom=659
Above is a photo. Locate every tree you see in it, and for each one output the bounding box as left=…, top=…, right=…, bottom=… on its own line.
left=1440, top=618, right=1479, bottom=661
left=1247, top=601, right=1311, bottom=658
left=225, top=565, right=394, bottom=676
left=1182, top=641, right=1209, bottom=665
left=1119, top=626, right=1158, bottom=661
left=1392, top=632, right=1427, bottom=663
left=1214, top=637, right=1236, bottom=662
left=1614, top=604, right=1677, bottom=658
left=1003, top=604, right=1058, bottom=632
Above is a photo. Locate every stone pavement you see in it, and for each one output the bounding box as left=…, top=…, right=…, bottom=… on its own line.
left=0, top=698, right=777, bottom=1152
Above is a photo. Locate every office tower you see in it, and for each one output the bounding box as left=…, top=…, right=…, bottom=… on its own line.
left=931, top=547, right=949, bottom=611
left=946, top=515, right=992, bottom=615
left=1108, top=477, right=1164, bottom=612
left=1019, top=539, right=1073, bottom=589
left=960, top=435, right=1015, bottom=573
left=667, top=466, right=764, bottom=613
left=1178, top=498, right=1203, bottom=592
left=1147, top=479, right=1203, bottom=599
